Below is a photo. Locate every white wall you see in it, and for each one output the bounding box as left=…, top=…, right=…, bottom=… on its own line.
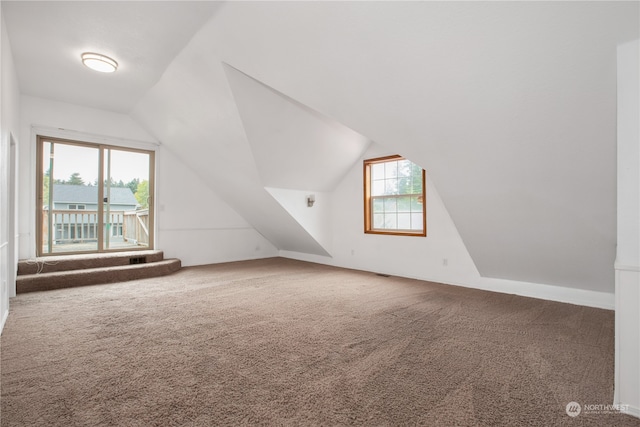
left=281, top=143, right=479, bottom=286
left=281, top=143, right=615, bottom=309
left=1, top=10, right=21, bottom=333
left=156, top=147, right=277, bottom=266
left=266, top=187, right=333, bottom=254
left=18, top=95, right=276, bottom=267
left=614, top=39, right=639, bottom=419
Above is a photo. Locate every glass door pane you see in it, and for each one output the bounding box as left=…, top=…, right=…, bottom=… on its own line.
left=103, top=148, right=152, bottom=250
left=39, top=140, right=100, bottom=254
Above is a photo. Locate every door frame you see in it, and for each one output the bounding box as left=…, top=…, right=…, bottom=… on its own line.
left=36, top=135, right=155, bottom=257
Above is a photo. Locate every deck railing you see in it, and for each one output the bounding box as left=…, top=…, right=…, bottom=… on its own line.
left=123, top=209, right=149, bottom=245
left=42, top=209, right=149, bottom=246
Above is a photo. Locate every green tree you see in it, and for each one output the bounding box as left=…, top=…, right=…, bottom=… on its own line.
left=43, top=169, right=51, bottom=208
left=43, top=169, right=70, bottom=206
left=134, top=180, right=149, bottom=209
left=126, top=178, right=140, bottom=195
left=397, top=160, right=422, bottom=195
left=67, top=172, right=85, bottom=186
left=104, top=177, right=120, bottom=188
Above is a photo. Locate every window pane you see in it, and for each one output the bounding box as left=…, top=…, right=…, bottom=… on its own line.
left=397, top=196, right=411, bottom=212
left=411, top=196, right=423, bottom=211
left=384, top=213, right=397, bottom=229
left=398, top=177, right=411, bottom=195
left=384, top=179, right=399, bottom=195
left=372, top=198, right=384, bottom=213
left=398, top=213, right=411, bottom=229
left=373, top=214, right=384, bottom=228
left=41, top=141, right=100, bottom=254
left=411, top=164, right=423, bottom=192
left=372, top=180, right=385, bottom=196
left=412, top=177, right=423, bottom=194
left=384, top=197, right=397, bottom=212
left=385, top=161, right=398, bottom=179
left=372, top=163, right=385, bottom=180
left=411, top=213, right=423, bottom=230
left=398, top=160, right=411, bottom=177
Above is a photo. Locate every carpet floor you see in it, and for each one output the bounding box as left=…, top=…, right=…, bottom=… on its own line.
left=1, top=257, right=638, bottom=426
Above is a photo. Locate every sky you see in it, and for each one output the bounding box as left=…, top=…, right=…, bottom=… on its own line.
left=44, top=142, right=150, bottom=184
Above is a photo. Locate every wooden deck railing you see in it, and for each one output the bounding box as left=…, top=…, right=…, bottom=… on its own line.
left=123, top=209, right=149, bottom=245
left=42, top=209, right=149, bottom=246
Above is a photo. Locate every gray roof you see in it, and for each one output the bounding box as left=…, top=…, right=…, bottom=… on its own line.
left=52, top=184, right=138, bottom=206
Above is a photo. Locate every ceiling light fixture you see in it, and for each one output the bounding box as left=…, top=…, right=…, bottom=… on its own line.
left=81, top=52, right=118, bottom=73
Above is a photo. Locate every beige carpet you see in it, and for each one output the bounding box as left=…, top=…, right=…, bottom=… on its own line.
left=1, top=257, right=638, bottom=426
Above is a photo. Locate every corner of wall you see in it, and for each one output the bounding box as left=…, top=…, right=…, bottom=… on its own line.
left=614, top=38, right=640, bottom=418
left=1, top=7, right=22, bottom=334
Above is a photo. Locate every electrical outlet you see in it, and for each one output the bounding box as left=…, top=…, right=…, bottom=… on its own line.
left=442, top=258, right=448, bottom=267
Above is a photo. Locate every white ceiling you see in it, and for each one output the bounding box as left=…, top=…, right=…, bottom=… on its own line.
left=2, top=1, right=219, bottom=113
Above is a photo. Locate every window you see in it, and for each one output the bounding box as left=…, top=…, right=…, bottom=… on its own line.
left=68, top=204, right=86, bottom=210
left=364, top=155, right=426, bottom=236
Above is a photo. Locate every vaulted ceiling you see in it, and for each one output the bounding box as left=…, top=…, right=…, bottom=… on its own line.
left=2, top=1, right=219, bottom=112
left=3, top=1, right=638, bottom=292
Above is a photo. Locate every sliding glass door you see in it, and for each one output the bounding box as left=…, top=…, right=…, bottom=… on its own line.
left=102, top=148, right=152, bottom=251
left=37, top=136, right=154, bottom=256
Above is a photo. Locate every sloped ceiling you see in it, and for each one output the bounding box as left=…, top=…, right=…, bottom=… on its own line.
left=224, top=65, right=370, bottom=192
left=132, top=31, right=374, bottom=257
left=132, top=69, right=330, bottom=256
left=132, top=1, right=637, bottom=292
left=2, top=1, right=219, bottom=113
left=223, top=64, right=370, bottom=255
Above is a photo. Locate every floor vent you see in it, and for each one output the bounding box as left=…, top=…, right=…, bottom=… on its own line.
left=129, top=257, right=147, bottom=265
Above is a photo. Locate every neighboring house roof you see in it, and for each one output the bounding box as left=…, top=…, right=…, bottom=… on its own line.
left=52, top=184, right=138, bottom=206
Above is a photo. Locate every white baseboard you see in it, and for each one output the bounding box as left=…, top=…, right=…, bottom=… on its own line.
left=472, top=276, right=614, bottom=310
left=621, top=404, right=640, bottom=419
left=279, top=250, right=614, bottom=310
left=614, top=262, right=640, bottom=272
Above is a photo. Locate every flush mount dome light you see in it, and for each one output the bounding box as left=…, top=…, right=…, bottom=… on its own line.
left=81, top=52, right=118, bottom=73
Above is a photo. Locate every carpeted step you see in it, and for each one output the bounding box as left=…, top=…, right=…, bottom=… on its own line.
left=16, top=259, right=182, bottom=294
left=17, top=250, right=166, bottom=275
